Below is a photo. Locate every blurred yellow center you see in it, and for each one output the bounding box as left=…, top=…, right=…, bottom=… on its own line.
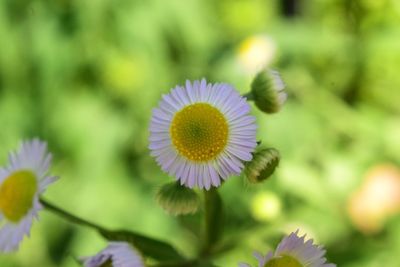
left=170, top=103, right=228, bottom=162
left=0, top=170, right=37, bottom=223
left=264, top=255, right=303, bottom=267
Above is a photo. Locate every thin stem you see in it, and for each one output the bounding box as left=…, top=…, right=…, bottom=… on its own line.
left=40, top=198, right=105, bottom=231
left=41, top=198, right=187, bottom=262
left=204, top=190, right=213, bottom=250
left=202, top=188, right=223, bottom=256
left=242, top=92, right=254, bottom=101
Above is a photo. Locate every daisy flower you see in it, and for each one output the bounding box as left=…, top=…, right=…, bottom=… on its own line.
left=149, top=79, right=257, bottom=190
left=239, top=230, right=336, bottom=267
left=81, top=242, right=145, bottom=267
left=0, top=139, right=58, bottom=252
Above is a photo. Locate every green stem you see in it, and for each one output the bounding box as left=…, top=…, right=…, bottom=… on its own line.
left=41, top=198, right=186, bottom=262
left=202, top=188, right=223, bottom=256
left=40, top=198, right=105, bottom=231
left=242, top=92, right=254, bottom=101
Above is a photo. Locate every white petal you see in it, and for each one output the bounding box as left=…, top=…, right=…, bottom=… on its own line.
left=149, top=79, right=257, bottom=189
left=0, top=213, right=35, bottom=252
left=82, top=242, right=144, bottom=267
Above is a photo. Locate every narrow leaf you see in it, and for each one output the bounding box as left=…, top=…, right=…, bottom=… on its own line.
left=99, top=229, right=184, bottom=261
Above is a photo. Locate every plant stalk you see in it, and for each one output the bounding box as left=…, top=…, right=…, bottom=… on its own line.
left=40, top=198, right=105, bottom=231
left=202, top=188, right=223, bottom=256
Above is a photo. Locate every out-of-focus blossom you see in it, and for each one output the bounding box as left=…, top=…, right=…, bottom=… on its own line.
left=251, top=191, right=282, bottom=222
left=0, top=139, right=58, bottom=252
left=237, top=35, right=277, bottom=75
left=348, top=164, right=400, bottom=233
left=81, top=242, right=145, bottom=267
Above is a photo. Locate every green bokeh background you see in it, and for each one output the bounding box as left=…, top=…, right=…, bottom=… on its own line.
left=1, top=0, right=400, bottom=266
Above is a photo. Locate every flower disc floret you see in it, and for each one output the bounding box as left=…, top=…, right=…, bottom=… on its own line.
left=264, top=255, right=302, bottom=267
left=170, top=103, right=228, bottom=162
left=0, top=170, right=38, bottom=222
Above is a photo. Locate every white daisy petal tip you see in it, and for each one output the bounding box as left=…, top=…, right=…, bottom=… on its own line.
left=0, top=139, right=58, bottom=252
left=241, top=231, right=335, bottom=267
left=149, top=79, right=257, bottom=190
left=81, top=242, right=145, bottom=267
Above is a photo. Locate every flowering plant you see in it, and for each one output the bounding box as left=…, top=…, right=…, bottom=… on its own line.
left=0, top=70, right=335, bottom=267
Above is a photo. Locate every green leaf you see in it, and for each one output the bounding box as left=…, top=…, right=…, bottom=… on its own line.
left=98, top=229, right=184, bottom=261
left=40, top=199, right=184, bottom=262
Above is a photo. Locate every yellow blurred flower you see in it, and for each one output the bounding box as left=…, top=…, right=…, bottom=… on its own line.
left=348, top=164, right=400, bottom=234
left=251, top=191, right=282, bottom=222
left=237, top=35, right=276, bottom=75
left=102, top=52, right=147, bottom=97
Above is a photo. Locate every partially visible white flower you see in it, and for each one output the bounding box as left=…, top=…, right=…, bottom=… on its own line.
left=0, top=139, right=58, bottom=252
left=239, top=230, right=336, bottom=267
left=81, top=242, right=145, bottom=267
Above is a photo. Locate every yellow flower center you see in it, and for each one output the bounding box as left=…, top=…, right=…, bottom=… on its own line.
left=264, top=255, right=303, bottom=267
left=0, top=170, right=38, bottom=223
left=170, top=103, right=229, bottom=162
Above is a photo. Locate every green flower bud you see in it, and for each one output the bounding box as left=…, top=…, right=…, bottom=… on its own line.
left=245, top=148, right=280, bottom=183
left=156, top=181, right=200, bottom=216
left=249, top=69, right=287, bottom=113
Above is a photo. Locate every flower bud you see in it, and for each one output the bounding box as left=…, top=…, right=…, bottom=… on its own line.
left=249, top=69, right=287, bottom=113
left=244, top=148, right=280, bottom=183
left=156, top=181, right=200, bottom=216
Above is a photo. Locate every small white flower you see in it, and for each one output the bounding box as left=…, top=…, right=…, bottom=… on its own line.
left=81, top=242, right=145, bottom=267
left=0, top=139, right=58, bottom=252
left=239, top=230, right=336, bottom=267
left=149, top=79, right=257, bottom=190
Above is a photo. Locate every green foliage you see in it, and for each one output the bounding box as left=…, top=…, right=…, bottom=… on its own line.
left=203, top=189, right=224, bottom=254
left=1, top=0, right=400, bottom=266
left=99, top=229, right=184, bottom=262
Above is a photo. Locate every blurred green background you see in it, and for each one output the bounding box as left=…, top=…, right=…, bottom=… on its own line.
left=1, top=0, right=400, bottom=266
